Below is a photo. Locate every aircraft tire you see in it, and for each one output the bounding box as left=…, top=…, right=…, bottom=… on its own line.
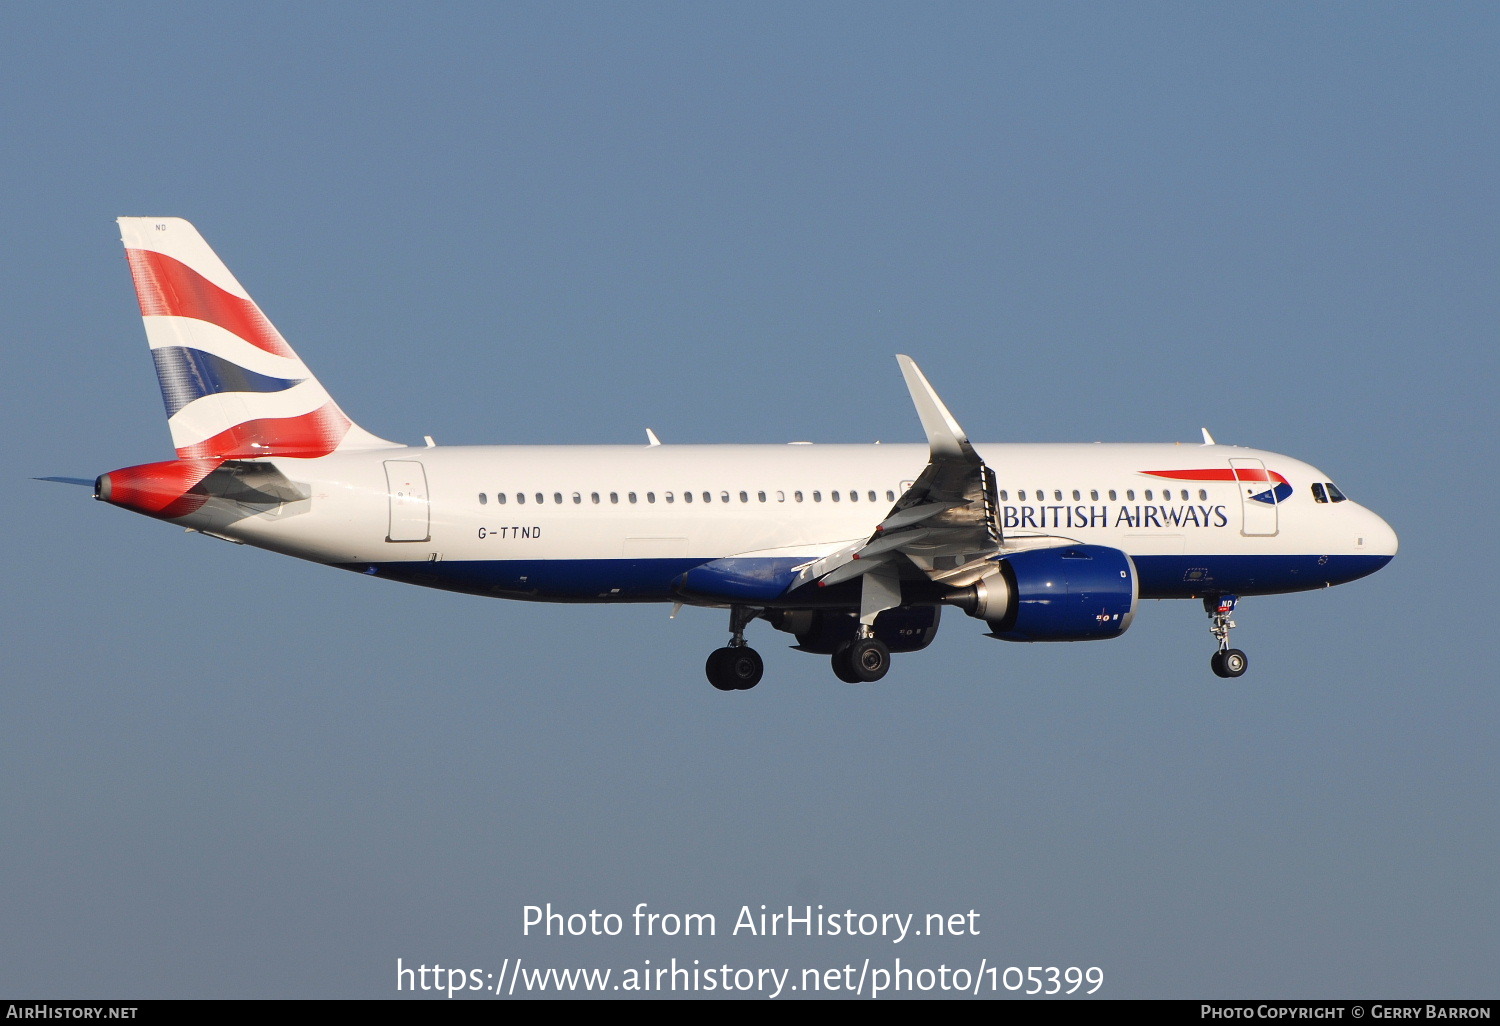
left=706, top=648, right=736, bottom=690
left=847, top=638, right=891, bottom=683
left=707, top=646, right=763, bottom=691
left=1211, top=649, right=1248, bottom=678
left=830, top=642, right=861, bottom=683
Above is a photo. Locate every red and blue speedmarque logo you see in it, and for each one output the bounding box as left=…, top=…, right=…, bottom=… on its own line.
left=1143, top=468, right=1293, bottom=505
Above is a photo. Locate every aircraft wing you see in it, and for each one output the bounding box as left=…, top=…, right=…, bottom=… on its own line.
left=789, top=356, right=1003, bottom=600
left=680, top=356, right=1032, bottom=618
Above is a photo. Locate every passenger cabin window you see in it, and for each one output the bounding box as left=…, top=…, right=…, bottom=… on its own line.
left=517, top=493, right=526, bottom=504
left=478, top=493, right=487, bottom=505
left=1126, top=490, right=1135, bottom=500
left=758, top=491, right=767, bottom=502
left=572, top=492, right=582, bottom=504
left=683, top=491, right=692, bottom=503
left=1109, top=490, right=1117, bottom=500
left=1198, top=489, right=1207, bottom=501
left=812, top=491, right=822, bottom=502
left=497, top=493, right=507, bottom=504
left=610, top=492, right=619, bottom=504
left=628, top=492, right=637, bottom=503
left=794, top=491, right=804, bottom=502
left=703, top=492, right=712, bottom=503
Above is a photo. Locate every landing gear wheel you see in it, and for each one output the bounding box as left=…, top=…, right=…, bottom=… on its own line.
left=830, top=642, right=860, bottom=684
left=1211, top=648, right=1248, bottom=679
left=706, top=646, right=763, bottom=691
left=833, top=637, right=891, bottom=683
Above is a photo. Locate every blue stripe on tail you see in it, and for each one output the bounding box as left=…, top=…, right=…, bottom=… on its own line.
left=150, top=347, right=305, bottom=418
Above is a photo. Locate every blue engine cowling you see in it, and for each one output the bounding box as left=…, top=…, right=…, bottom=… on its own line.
left=967, top=545, right=1137, bottom=642
left=769, top=606, right=941, bottom=654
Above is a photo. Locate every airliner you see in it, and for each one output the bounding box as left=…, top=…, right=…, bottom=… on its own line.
left=79, top=218, right=1397, bottom=690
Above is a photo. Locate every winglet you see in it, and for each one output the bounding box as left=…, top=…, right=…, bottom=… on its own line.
left=1201, top=428, right=1216, bottom=446
left=646, top=428, right=662, bottom=447
left=896, top=355, right=975, bottom=460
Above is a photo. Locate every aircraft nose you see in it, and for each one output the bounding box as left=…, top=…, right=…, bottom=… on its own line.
left=1359, top=506, right=1399, bottom=558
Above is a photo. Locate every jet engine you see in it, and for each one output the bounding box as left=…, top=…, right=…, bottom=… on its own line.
left=944, top=544, right=1137, bottom=642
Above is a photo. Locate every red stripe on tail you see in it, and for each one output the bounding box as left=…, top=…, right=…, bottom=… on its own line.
left=125, top=248, right=293, bottom=358
left=174, top=402, right=351, bottom=460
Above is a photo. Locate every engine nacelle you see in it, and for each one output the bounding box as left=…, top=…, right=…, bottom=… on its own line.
left=946, top=545, right=1137, bottom=642
left=769, top=606, right=941, bottom=654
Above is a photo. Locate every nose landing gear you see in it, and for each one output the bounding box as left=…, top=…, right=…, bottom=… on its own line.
left=1205, top=595, right=1248, bottom=678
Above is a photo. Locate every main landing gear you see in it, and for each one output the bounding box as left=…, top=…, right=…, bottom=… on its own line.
left=702, top=608, right=896, bottom=689
left=831, top=633, right=891, bottom=683
left=1205, top=595, right=1248, bottom=679
left=705, top=606, right=764, bottom=691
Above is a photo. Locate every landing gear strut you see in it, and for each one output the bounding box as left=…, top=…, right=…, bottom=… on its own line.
left=1205, top=595, right=1248, bottom=678
left=705, top=606, right=764, bottom=691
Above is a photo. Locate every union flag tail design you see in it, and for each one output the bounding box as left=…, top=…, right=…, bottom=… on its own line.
left=118, top=217, right=397, bottom=459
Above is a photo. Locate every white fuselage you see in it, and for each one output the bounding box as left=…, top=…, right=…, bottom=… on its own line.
left=186, top=440, right=1396, bottom=605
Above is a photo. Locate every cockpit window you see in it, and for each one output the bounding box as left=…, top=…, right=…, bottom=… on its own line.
left=1326, top=482, right=1347, bottom=502
left=1311, top=483, right=1328, bottom=503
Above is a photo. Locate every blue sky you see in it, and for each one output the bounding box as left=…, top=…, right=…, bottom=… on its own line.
left=3, top=2, right=1496, bottom=999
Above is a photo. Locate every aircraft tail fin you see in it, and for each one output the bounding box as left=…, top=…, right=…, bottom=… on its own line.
left=118, top=217, right=398, bottom=459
